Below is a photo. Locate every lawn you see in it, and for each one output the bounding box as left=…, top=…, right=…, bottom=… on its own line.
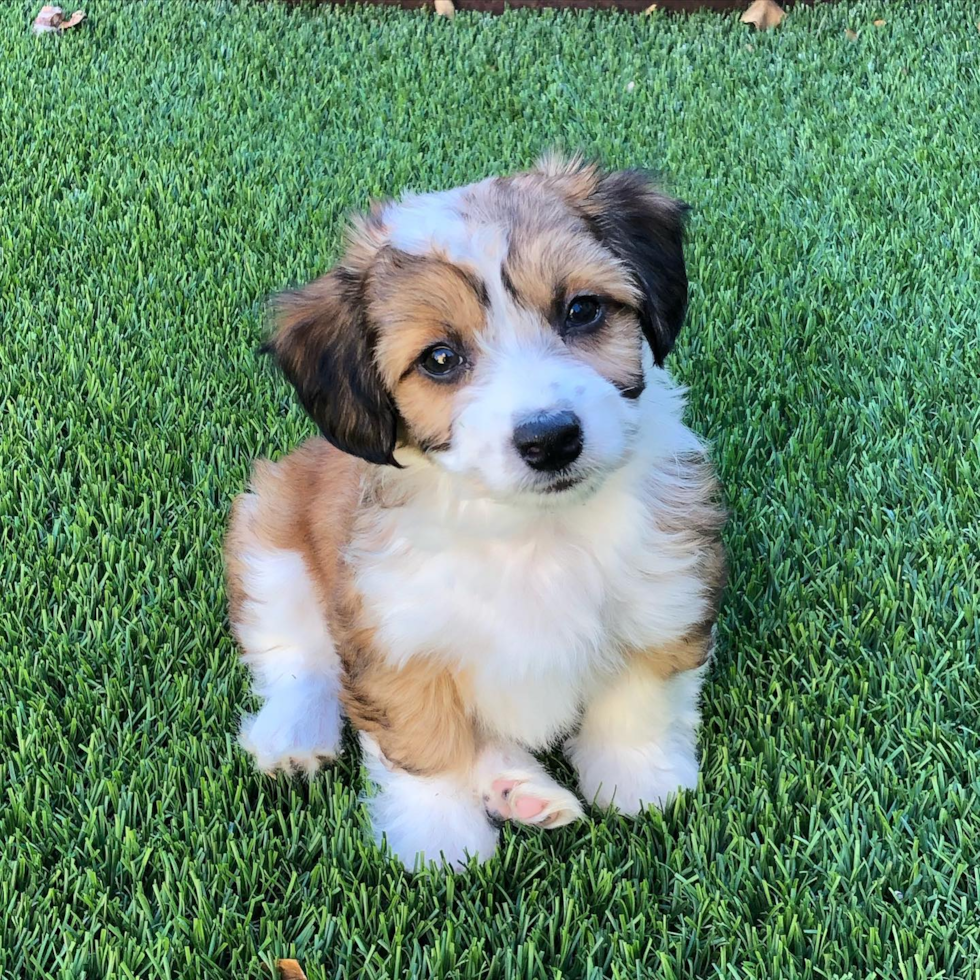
left=3, top=0, right=979, bottom=977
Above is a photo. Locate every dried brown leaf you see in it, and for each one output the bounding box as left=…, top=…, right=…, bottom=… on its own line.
left=32, top=5, right=63, bottom=33
left=642, top=3, right=659, bottom=12
left=59, top=9, right=85, bottom=29
left=845, top=29, right=858, bottom=40
left=277, top=961, right=308, bottom=980
left=434, top=0, right=455, bottom=18
left=740, top=0, right=785, bottom=31
left=873, top=19, right=886, bottom=27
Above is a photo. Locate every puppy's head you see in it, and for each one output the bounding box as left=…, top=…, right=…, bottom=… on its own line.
left=266, top=155, right=689, bottom=500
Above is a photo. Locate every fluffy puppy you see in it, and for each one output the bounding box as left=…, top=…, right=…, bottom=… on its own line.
left=224, top=155, right=726, bottom=869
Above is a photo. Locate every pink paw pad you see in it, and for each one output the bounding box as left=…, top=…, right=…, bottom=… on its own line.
left=490, top=779, right=548, bottom=821
left=483, top=776, right=583, bottom=829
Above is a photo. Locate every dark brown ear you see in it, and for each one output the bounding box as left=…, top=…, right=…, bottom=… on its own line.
left=584, top=169, right=690, bottom=366
left=264, top=268, right=399, bottom=466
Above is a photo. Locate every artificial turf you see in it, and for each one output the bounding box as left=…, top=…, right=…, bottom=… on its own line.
left=3, top=0, right=979, bottom=976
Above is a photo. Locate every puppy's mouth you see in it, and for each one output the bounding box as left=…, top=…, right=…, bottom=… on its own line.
left=541, top=474, right=585, bottom=494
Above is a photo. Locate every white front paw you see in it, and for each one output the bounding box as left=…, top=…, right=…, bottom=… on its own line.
left=239, top=694, right=343, bottom=778
left=567, top=738, right=699, bottom=815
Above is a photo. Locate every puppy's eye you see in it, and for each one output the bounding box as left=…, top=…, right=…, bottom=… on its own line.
left=564, top=296, right=605, bottom=333
left=419, top=345, right=464, bottom=379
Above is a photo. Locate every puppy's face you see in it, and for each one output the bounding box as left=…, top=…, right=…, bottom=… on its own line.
left=268, top=157, right=689, bottom=503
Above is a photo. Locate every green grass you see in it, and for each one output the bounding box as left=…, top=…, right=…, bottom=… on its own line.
left=2, top=0, right=979, bottom=976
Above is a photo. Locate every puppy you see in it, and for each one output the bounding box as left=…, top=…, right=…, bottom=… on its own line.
left=224, top=155, right=726, bottom=869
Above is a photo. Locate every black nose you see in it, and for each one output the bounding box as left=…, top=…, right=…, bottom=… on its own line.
left=513, top=410, right=583, bottom=472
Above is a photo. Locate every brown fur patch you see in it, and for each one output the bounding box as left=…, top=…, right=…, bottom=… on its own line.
left=504, top=228, right=637, bottom=315
left=224, top=440, right=364, bottom=631
left=500, top=211, right=645, bottom=393
left=530, top=151, right=601, bottom=205
left=638, top=634, right=714, bottom=680
left=565, top=307, right=645, bottom=393
left=342, top=643, right=476, bottom=776
left=367, top=249, right=487, bottom=451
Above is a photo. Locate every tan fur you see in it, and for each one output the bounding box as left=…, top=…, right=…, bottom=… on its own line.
left=394, top=374, right=456, bottom=450
left=504, top=228, right=636, bottom=313
left=638, top=635, right=714, bottom=680
left=526, top=151, right=602, bottom=207
left=368, top=250, right=487, bottom=450
left=341, top=639, right=477, bottom=776
left=572, top=310, right=645, bottom=389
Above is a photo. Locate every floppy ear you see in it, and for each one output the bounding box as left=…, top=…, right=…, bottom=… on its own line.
left=585, top=169, right=690, bottom=366
left=264, top=268, right=399, bottom=466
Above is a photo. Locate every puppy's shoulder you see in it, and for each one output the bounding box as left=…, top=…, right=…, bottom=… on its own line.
left=227, top=437, right=366, bottom=583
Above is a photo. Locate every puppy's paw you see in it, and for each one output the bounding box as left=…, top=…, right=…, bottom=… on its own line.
left=568, top=739, right=698, bottom=814
left=476, top=745, right=583, bottom=830
left=361, top=736, right=499, bottom=870
left=239, top=697, right=343, bottom=779
left=483, top=774, right=584, bottom=829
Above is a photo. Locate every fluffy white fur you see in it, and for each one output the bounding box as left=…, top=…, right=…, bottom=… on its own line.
left=234, top=541, right=344, bottom=775
left=238, top=371, right=710, bottom=856
left=361, top=734, right=500, bottom=870
left=567, top=663, right=706, bottom=812
left=356, top=366, right=709, bottom=749
left=359, top=737, right=583, bottom=870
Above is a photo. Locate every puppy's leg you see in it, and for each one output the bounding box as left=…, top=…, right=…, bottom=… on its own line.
left=475, top=744, right=583, bottom=829
left=566, top=638, right=710, bottom=813
left=348, top=659, right=499, bottom=869
left=360, top=735, right=500, bottom=871
left=226, top=495, right=343, bottom=777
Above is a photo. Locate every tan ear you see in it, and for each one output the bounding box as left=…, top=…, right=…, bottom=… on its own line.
left=264, top=267, right=400, bottom=466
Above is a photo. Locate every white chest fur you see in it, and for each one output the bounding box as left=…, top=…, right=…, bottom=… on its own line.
left=353, top=382, right=711, bottom=749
